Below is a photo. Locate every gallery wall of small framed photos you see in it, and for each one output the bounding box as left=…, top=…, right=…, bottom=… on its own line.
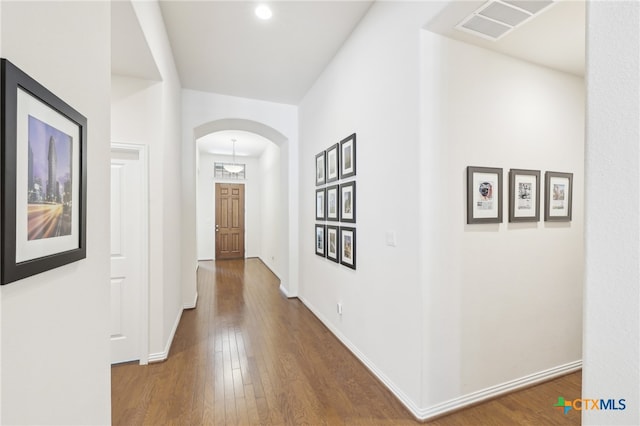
left=315, top=133, right=356, bottom=270
left=466, top=166, right=573, bottom=224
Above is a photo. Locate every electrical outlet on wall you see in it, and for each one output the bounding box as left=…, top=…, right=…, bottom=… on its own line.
left=386, top=231, right=397, bottom=247
left=337, top=302, right=343, bottom=315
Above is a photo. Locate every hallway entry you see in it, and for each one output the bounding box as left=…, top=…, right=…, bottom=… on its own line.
left=215, top=183, right=245, bottom=260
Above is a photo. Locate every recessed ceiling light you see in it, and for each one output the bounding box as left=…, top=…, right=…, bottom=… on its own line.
left=255, top=5, right=273, bottom=20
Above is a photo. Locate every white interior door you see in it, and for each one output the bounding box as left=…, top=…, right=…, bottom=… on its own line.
left=110, top=145, right=146, bottom=364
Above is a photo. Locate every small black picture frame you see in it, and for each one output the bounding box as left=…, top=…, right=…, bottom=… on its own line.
left=315, top=224, right=326, bottom=257
left=326, top=143, right=339, bottom=183
left=326, top=184, right=340, bottom=222
left=544, top=171, right=573, bottom=222
left=467, top=166, right=503, bottom=224
left=326, top=225, right=339, bottom=263
left=340, top=133, right=356, bottom=179
left=315, top=188, right=326, bottom=221
left=315, top=150, right=326, bottom=186
left=340, top=181, right=356, bottom=223
left=509, top=169, right=540, bottom=222
left=339, top=227, right=356, bottom=269
left=1, top=58, right=88, bottom=285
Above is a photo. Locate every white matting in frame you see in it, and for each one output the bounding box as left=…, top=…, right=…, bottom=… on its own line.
left=15, top=88, right=81, bottom=263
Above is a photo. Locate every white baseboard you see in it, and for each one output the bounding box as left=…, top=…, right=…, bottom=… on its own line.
left=279, top=284, right=290, bottom=298
left=418, top=359, right=582, bottom=420
left=297, top=295, right=581, bottom=421
left=297, top=295, right=423, bottom=416
left=184, top=291, right=198, bottom=309
left=148, top=307, right=183, bottom=363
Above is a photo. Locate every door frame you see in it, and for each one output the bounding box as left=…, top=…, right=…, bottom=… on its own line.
left=111, top=142, right=150, bottom=365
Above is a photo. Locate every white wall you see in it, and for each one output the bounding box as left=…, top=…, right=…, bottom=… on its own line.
left=0, top=2, right=112, bottom=424
left=197, top=154, right=261, bottom=260
left=111, top=0, right=184, bottom=360
left=182, top=90, right=298, bottom=300
left=299, top=0, right=585, bottom=419
left=420, top=32, right=584, bottom=414
left=260, top=143, right=282, bottom=276
left=298, top=1, right=448, bottom=412
left=584, top=3, right=639, bottom=425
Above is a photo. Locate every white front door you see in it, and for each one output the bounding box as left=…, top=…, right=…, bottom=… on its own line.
left=110, top=145, right=146, bottom=364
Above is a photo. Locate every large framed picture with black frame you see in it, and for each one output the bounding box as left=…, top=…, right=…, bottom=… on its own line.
left=0, top=58, right=88, bottom=285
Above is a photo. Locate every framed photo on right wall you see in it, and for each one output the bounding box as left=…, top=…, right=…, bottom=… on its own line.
left=326, top=225, right=339, bottom=263
left=326, top=143, right=340, bottom=183
left=340, top=133, right=356, bottom=178
left=467, top=166, right=503, bottom=224
left=545, top=171, right=573, bottom=222
left=509, top=169, right=540, bottom=222
left=315, top=151, right=326, bottom=186
left=315, top=224, right=326, bottom=257
left=326, top=185, right=340, bottom=221
left=340, top=181, right=356, bottom=223
left=339, top=227, right=356, bottom=270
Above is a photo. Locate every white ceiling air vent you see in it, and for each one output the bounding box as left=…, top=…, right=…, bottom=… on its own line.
left=456, top=0, right=554, bottom=41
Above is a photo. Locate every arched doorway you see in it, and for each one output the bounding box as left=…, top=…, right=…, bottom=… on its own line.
left=186, top=118, right=299, bottom=301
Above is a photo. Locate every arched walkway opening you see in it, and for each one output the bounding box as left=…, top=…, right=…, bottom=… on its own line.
left=192, top=118, right=297, bottom=298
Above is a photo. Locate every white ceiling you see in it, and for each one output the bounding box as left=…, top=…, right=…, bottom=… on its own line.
left=427, top=0, right=585, bottom=77
left=197, top=130, right=272, bottom=157
left=113, top=1, right=585, bottom=100
left=112, top=0, right=585, bottom=157
left=158, top=1, right=374, bottom=105
left=111, top=1, right=161, bottom=81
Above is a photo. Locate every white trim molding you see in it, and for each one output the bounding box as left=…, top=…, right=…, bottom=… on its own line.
left=148, top=308, right=183, bottom=363
left=279, top=284, right=290, bottom=298
left=184, top=292, right=198, bottom=309
left=298, top=295, right=423, bottom=416
left=417, top=360, right=582, bottom=420
left=297, top=295, right=581, bottom=421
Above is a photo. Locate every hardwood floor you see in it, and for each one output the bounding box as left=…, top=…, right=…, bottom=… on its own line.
left=112, top=259, right=581, bottom=425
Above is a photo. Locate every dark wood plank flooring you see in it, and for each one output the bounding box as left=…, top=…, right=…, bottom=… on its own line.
left=112, top=259, right=581, bottom=425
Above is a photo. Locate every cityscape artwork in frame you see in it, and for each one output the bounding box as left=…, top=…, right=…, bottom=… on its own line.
left=315, top=224, right=326, bottom=257
left=467, top=166, right=503, bottom=224
left=326, top=225, right=339, bottom=263
left=509, top=169, right=540, bottom=222
left=326, top=143, right=339, bottom=183
left=340, top=133, right=356, bottom=179
left=0, top=59, right=87, bottom=285
left=315, top=150, right=326, bottom=186
left=544, top=171, right=573, bottom=222
left=339, top=227, right=356, bottom=269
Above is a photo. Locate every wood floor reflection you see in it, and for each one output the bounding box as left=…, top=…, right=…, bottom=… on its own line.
left=112, top=258, right=581, bottom=425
